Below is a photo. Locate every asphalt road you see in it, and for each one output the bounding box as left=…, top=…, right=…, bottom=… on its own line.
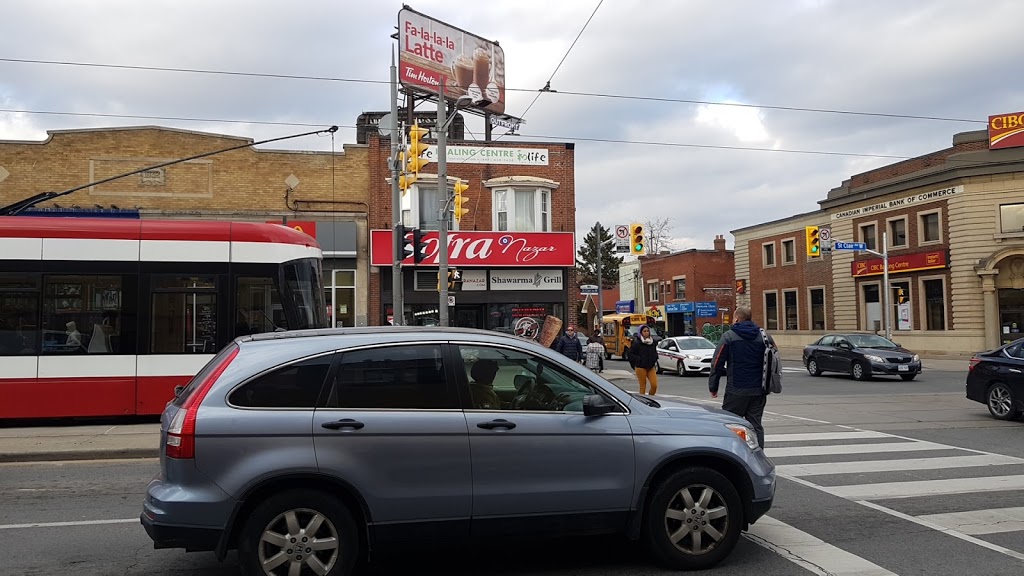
left=3, top=360, right=1023, bottom=576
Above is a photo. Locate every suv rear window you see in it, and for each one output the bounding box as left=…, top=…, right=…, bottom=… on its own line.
left=229, top=354, right=333, bottom=408
left=172, top=343, right=239, bottom=408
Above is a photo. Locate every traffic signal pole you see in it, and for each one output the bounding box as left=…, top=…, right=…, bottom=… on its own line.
left=437, top=82, right=450, bottom=327
left=389, top=51, right=404, bottom=326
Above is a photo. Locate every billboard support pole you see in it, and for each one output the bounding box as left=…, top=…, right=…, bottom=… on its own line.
left=438, top=83, right=450, bottom=327
left=390, top=50, right=405, bottom=326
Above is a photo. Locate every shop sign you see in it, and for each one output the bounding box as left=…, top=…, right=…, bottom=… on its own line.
left=735, top=279, right=746, bottom=294
left=695, top=301, right=719, bottom=318
left=830, top=185, right=963, bottom=221
left=370, top=230, right=575, bottom=267
left=489, top=269, right=563, bottom=291
left=422, top=145, right=548, bottom=166
left=616, top=300, right=635, bottom=314
left=989, top=111, right=1024, bottom=150
left=647, top=306, right=663, bottom=319
left=461, top=269, right=487, bottom=291
left=266, top=220, right=317, bottom=238
left=665, top=302, right=694, bottom=313
left=851, top=250, right=948, bottom=277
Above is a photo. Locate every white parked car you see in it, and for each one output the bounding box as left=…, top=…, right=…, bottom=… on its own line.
left=656, top=336, right=718, bottom=376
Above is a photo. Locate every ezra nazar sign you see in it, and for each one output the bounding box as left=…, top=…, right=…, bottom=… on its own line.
left=370, top=230, right=575, bottom=267
left=830, top=185, right=963, bottom=221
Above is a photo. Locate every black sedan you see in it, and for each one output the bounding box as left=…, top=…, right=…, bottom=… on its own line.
left=802, top=333, right=921, bottom=381
left=966, top=339, right=1024, bottom=421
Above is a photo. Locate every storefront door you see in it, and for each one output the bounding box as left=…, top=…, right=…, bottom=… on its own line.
left=453, top=306, right=482, bottom=329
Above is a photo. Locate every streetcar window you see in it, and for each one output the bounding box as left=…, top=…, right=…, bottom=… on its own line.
left=151, top=276, right=219, bottom=354
left=42, top=275, right=123, bottom=355
left=236, top=276, right=288, bottom=335
left=0, top=274, right=40, bottom=356
left=283, top=259, right=327, bottom=330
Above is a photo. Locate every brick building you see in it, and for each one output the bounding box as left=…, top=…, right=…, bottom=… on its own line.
left=0, top=126, right=372, bottom=326
left=638, top=235, right=735, bottom=336
left=733, top=124, right=1024, bottom=353
left=364, top=132, right=578, bottom=331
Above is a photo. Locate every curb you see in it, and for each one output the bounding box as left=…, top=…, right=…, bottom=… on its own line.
left=0, top=447, right=159, bottom=463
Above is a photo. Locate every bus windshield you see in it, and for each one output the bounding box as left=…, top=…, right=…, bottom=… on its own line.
left=281, top=258, right=328, bottom=330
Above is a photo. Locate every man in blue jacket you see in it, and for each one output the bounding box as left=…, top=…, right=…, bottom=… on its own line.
left=553, top=325, right=584, bottom=363
left=709, top=306, right=775, bottom=448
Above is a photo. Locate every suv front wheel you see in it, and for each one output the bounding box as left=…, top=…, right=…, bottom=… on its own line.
left=643, top=467, right=743, bottom=571
left=239, top=489, right=358, bottom=576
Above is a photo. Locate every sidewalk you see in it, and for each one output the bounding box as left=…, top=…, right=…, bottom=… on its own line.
left=0, top=423, right=160, bottom=463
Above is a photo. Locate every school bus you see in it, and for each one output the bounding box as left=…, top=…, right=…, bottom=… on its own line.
left=600, top=313, right=654, bottom=360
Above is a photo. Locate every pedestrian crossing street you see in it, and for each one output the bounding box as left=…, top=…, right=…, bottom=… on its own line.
left=760, top=427, right=1024, bottom=563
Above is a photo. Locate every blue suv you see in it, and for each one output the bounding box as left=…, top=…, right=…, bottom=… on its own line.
left=141, top=327, right=775, bottom=575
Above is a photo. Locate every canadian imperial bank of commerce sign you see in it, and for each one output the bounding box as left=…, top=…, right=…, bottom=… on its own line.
left=830, top=185, right=963, bottom=221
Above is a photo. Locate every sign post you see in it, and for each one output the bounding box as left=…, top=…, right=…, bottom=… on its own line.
left=834, top=237, right=890, bottom=338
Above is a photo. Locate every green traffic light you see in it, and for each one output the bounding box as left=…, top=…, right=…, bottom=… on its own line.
left=812, top=246, right=818, bottom=252
left=635, top=244, right=643, bottom=251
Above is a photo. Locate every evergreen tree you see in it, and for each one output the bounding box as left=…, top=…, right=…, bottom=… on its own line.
left=576, top=223, right=622, bottom=289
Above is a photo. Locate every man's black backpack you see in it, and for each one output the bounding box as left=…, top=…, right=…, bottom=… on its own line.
left=759, top=328, right=782, bottom=394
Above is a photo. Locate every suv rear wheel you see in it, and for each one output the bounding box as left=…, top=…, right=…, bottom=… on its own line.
left=643, top=467, right=742, bottom=571
left=239, top=489, right=358, bottom=576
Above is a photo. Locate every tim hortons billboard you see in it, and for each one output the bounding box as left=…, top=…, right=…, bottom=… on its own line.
left=398, top=7, right=506, bottom=115
left=371, top=230, right=574, bottom=267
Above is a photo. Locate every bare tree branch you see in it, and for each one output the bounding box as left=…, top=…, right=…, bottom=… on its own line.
left=644, top=217, right=675, bottom=255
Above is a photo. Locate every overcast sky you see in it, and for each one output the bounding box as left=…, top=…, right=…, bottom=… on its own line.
left=2, top=0, right=1020, bottom=251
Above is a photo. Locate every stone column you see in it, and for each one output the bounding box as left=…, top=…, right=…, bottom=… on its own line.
left=978, top=270, right=999, bottom=350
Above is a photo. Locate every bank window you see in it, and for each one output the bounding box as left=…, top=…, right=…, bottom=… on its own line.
left=764, top=292, right=779, bottom=331
left=151, top=276, right=218, bottom=354
left=491, top=187, right=553, bottom=232
left=762, top=243, right=776, bottom=267
left=863, top=283, right=881, bottom=332
left=859, top=223, right=877, bottom=251
left=888, top=217, right=907, bottom=248
left=783, top=290, right=798, bottom=330
left=809, top=287, right=825, bottom=331
left=892, top=281, right=911, bottom=330
left=674, top=278, right=686, bottom=301
left=782, top=239, right=795, bottom=264
left=649, top=281, right=660, bottom=302
left=923, top=278, right=946, bottom=331
left=0, top=274, right=40, bottom=356
left=920, top=211, right=941, bottom=244
left=1000, top=203, right=1024, bottom=234
left=42, top=275, right=124, bottom=355
left=325, top=269, right=356, bottom=328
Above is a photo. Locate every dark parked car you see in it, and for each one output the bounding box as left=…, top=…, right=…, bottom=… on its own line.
left=967, top=339, right=1024, bottom=421
left=802, top=333, right=921, bottom=381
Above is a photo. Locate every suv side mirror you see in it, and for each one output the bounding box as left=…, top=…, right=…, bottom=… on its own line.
left=583, top=394, right=616, bottom=416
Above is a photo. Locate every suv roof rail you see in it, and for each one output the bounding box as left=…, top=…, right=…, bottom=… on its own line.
left=238, top=325, right=520, bottom=343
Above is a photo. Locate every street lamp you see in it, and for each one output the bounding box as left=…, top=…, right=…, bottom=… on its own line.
left=437, top=92, right=474, bottom=327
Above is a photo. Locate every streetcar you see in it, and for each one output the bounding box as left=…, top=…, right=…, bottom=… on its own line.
left=0, top=216, right=329, bottom=419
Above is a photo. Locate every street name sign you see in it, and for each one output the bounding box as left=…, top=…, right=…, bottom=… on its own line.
left=834, top=241, right=867, bottom=250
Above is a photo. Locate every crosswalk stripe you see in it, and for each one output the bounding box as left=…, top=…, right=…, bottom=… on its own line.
left=777, top=454, right=1024, bottom=476
left=767, top=431, right=891, bottom=443
left=825, top=474, right=1024, bottom=500
left=917, top=506, right=1024, bottom=536
left=766, top=441, right=948, bottom=458
left=744, top=515, right=897, bottom=576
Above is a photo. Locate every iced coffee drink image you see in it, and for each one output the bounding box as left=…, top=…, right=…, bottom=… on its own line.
left=452, top=54, right=474, bottom=91
left=473, top=46, right=491, bottom=88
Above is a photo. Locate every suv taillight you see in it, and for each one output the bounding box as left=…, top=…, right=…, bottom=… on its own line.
left=968, top=357, right=981, bottom=372
left=166, top=346, right=239, bottom=459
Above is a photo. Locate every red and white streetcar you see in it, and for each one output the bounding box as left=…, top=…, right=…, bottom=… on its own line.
left=0, top=216, right=328, bottom=419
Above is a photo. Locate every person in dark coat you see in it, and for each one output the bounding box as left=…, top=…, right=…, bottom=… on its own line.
left=554, top=325, right=584, bottom=363
left=629, top=325, right=659, bottom=395
left=709, top=306, right=775, bottom=448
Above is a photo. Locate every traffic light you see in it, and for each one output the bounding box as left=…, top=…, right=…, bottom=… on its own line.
left=453, top=179, right=469, bottom=224
left=805, top=225, right=820, bottom=257
left=629, top=223, right=645, bottom=255
left=399, top=226, right=427, bottom=263
left=399, top=123, right=429, bottom=195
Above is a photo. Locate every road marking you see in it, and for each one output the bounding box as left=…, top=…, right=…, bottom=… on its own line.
left=778, top=454, right=1024, bottom=476
left=0, top=518, right=137, bottom=530
left=826, top=474, right=1024, bottom=500
left=744, top=515, right=897, bottom=576
left=917, top=506, right=1024, bottom=536
left=766, top=441, right=948, bottom=458
left=767, top=431, right=891, bottom=443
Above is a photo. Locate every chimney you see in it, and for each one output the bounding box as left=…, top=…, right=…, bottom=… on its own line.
left=714, top=234, right=726, bottom=251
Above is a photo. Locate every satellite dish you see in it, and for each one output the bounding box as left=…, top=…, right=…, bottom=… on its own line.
left=377, top=113, right=396, bottom=136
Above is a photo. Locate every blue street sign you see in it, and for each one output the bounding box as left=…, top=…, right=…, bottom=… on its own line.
left=834, top=241, right=867, bottom=250
left=695, top=301, right=719, bottom=318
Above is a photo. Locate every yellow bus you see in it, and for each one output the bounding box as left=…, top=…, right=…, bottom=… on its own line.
left=600, top=313, right=652, bottom=360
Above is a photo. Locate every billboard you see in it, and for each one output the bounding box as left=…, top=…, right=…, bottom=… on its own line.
left=398, top=7, right=506, bottom=115
left=851, top=250, right=948, bottom=277
left=989, top=111, right=1024, bottom=150
left=370, top=230, right=574, bottom=267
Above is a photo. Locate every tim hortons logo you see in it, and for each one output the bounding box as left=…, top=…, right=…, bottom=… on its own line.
left=418, top=234, right=558, bottom=264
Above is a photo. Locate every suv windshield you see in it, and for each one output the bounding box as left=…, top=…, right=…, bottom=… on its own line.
left=847, top=334, right=898, bottom=349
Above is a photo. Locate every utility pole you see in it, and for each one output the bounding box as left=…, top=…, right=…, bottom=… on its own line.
left=437, top=83, right=450, bottom=327
left=863, top=231, right=891, bottom=339
left=389, top=50, right=404, bottom=326
left=596, top=223, right=602, bottom=333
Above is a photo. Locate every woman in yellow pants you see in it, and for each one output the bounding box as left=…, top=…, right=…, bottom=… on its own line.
left=628, top=325, right=659, bottom=395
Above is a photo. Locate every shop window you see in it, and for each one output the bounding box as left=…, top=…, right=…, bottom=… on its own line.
left=764, top=292, right=779, bottom=331
left=783, top=290, right=798, bottom=330
left=859, top=223, right=877, bottom=251
left=486, top=304, right=551, bottom=338
left=1000, top=203, right=1024, bottom=234
left=42, top=275, right=123, bottom=355
left=923, top=279, right=946, bottom=331
left=151, top=276, right=218, bottom=354
left=782, top=239, right=795, bottom=264
left=809, top=288, right=825, bottom=330
left=888, top=217, right=907, bottom=248
left=0, top=274, right=40, bottom=356
left=674, top=278, right=686, bottom=301
left=325, top=269, right=357, bottom=328
left=920, top=211, right=941, bottom=244
left=762, top=243, right=775, bottom=267
left=492, top=188, right=552, bottom=232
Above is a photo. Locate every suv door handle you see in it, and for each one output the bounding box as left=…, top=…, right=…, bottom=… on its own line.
left=477, top=419, right=516, bottom=430
left=322, top=419, right=365, bottom=430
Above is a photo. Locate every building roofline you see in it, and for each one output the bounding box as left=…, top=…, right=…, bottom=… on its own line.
left=730, top=208, right=824, bottom=235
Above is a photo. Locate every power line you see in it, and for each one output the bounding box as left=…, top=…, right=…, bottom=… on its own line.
left=0, top=56, right=986, bottom=124
left=0, top=108, right=333, bottom=128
